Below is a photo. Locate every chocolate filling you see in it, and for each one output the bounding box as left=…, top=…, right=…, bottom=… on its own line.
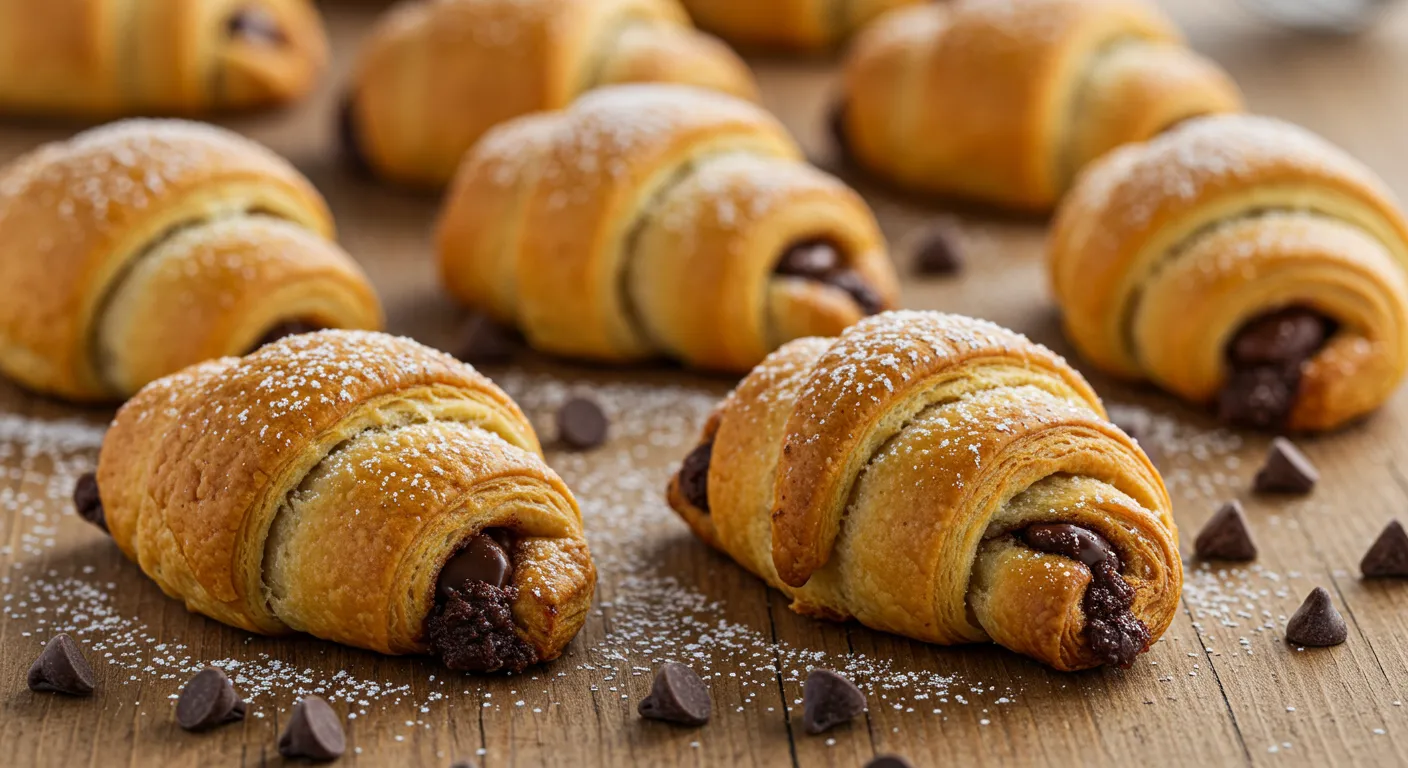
left=249, top=320, right=324, bottom=354
left=73, top=472, right=107, bottom=534
left=774, top=240, right=883, bottom=315
left=337, top=97, right=373, bottom=177
left=1017, top=522, right=1149, bottom=668
left=1216, top=307, right=1336, bottom=430
left=227, top=7, right=286, bottom=46
left=426, top=529, right=538, bottom=673
left=678, top=441, right=713, bottom=513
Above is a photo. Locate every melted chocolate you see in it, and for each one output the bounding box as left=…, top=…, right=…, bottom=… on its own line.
left=249, top=321, right=323, bottom=354
left=1217, top=307, right=1335, bottom=430
left=1018, top=523, right=1150, bottom=667
left=678, top=441, right=713, bottom=513
left=774, top=240, right=883, bottom=316
left=426, top=529, right=537, bottom=673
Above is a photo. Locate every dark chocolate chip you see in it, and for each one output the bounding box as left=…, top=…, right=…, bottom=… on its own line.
left=450, top=762, right=478, bottom=768
left=802, top=668, right=866, bottom=734
left=453, top=313, right=520, bottom=365
left=678, top=441, right=713, bottom=513
left=338, top=97, right=373, bottom=177
left=176, top=667, right=246, bottom=731
left=439, top=532, right=513, bottom=596
left=1361, top=520, right=1408, bottom=578
left=557, top=397, right=608, bottom=450
left=278, top=696, right=346, bottom=762
left=1284, top=586, right=1347, bottom=647
left=1020, top=523, right=1117, bottom=569
left=1194, top=501, right=1258, bottom=561
left=1217, top=365, right=1299, bottom=431
left=638, top=663, right=711, bottom=726
left=251, top=320, right=322, bottom=353
left=912, top=223, right=964, bottom=276
left=73, top=472, right=107, bottom=534
left=867, top=757, right=916, bottom=768
left=824, top=269, right=885, bottom=315
left=426, top=582, right=537, bottom=673
left=227, top=7, right=286, bottom=46
left=1229, top=308, right=1331, bottom=367
left=1253, top=437, right=1318, bottom=494
left=27, top=633, right=95, bottom=696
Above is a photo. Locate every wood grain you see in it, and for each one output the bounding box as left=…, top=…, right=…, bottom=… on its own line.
left=4, top=1, right=1408, bottom=765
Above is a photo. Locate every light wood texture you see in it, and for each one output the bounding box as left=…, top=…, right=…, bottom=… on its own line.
left=4, top=1, right=1408, bottom=765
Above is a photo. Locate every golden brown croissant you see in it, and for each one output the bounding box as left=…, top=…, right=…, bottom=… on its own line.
left=678, top=0, right=922, bottom=52
left=1049, top=114, right=1408, bottom=433
left=343, top=0, right=759, bottom=187
left=836, top=0, right=1243, bottom=211
left=0, top=119, right=384, bottom=402
left=0, top=0, right=327, bottom=117
left=88, top=330, right=595, bottom=672
left=667, top=311, right=1180, bottom=671
left=436, top=84, right=900, bottom=373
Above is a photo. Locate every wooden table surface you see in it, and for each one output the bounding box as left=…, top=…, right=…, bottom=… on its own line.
left=5, top=1, right=1408, bottom=766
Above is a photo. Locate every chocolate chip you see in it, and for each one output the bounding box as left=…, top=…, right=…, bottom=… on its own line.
left=176, top=667, right=246, bottom=731
left=823, top=269, right=885, bottom=315
left=776, top=241, right=842, bottom=277
left=251, top=320, right=322, bottom=353
left=1229, top=308, right=1331, bottom=366
left=1194, top=500, right=1258, bottom=561
left=278, top=696, right=345, bottom=762
left=1361, top=520, right=1408, bottom=578
left=637, top=663, right=711, bottom=726
left=453, top=313, right=520, bottom=365
left=912, top=223, right=964, bottom=276
left=73, top=472, right=106, bottom=533
left=1217, top=365, right=1299, bottom=430
left=439, top=532, right=513, bottom=596
left=1020, top=523, right=1117, bottom=569
left=802, top=669, right=866, bottom=734
left=27, top=633, right=95, bottom=696
left=1254, top=437, right=1318, bottom=494
left=1284, top=587, right=1348, bottom=647
left=557, top=397, right=608, bottom=450
left=867, top=757, right=916, bottom=768
left=450, top=762, right=478, bottom=768
left=227, top=7, right=286, bottom=46
left=678, top=441, right=713, bottom=513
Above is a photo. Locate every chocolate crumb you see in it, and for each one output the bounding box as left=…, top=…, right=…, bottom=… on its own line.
left=278, top=696, right=345, bottom=761
left=1194, top=501, right=1258, bottom=561
left=1361, top=520, right=1408, bottom=578
left=453, top=313, right=520, bottom=365
left=73, top=472, right=106, bottom=533
left=638, top=663, right=711, bottom=726
left=1284, top=587, right=1347, bottom=647
left=677, top=441, right=713, bottom=513
left=912, top=223, right=964, bottom=276
left=802, top=669, right=866, bottom=734
left=27, top=633, right=95, bottom=696
left=426, top=582, right=537, bottom=673
left=557, top=397, right=609, bottom=450
left=1254, top=437, right=1318, bottom=494
left=176, top=667, right=246, bottom=731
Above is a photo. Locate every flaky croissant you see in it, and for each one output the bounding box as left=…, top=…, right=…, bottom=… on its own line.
left=0, top=119, right=384, bottom=402
left=678, top=0, right=922, bottom=52
left=91, top=331, right=595, bottom=672
left=1049, top=114, right=1408, bottom=433
left=343, top=0, right=758, bottom=187
left=437, top=84, right=900, bottom=373
left=667, top=311, right=1180, bottom=671
left=836, top=0, right=1243, bottom=211
left=0, top=0, right=327, bottom=117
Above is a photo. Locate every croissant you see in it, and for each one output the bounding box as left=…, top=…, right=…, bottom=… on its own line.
left=437, top=84, right=900, bottom=372
left=0, top=0, right=327, bottom=117
left=343, top=0, right=758, bottom=187
left=678, top=0, right=922, bottom=52
left=836, top=0, right=1243, bottom=211
left=1049, top=114, right=1408, bottom=433
left=666, top=311, right=1180, bottom=671
left=0, top=119, right=384, bottom=402
left=90, top=330, right=595, bottom=672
